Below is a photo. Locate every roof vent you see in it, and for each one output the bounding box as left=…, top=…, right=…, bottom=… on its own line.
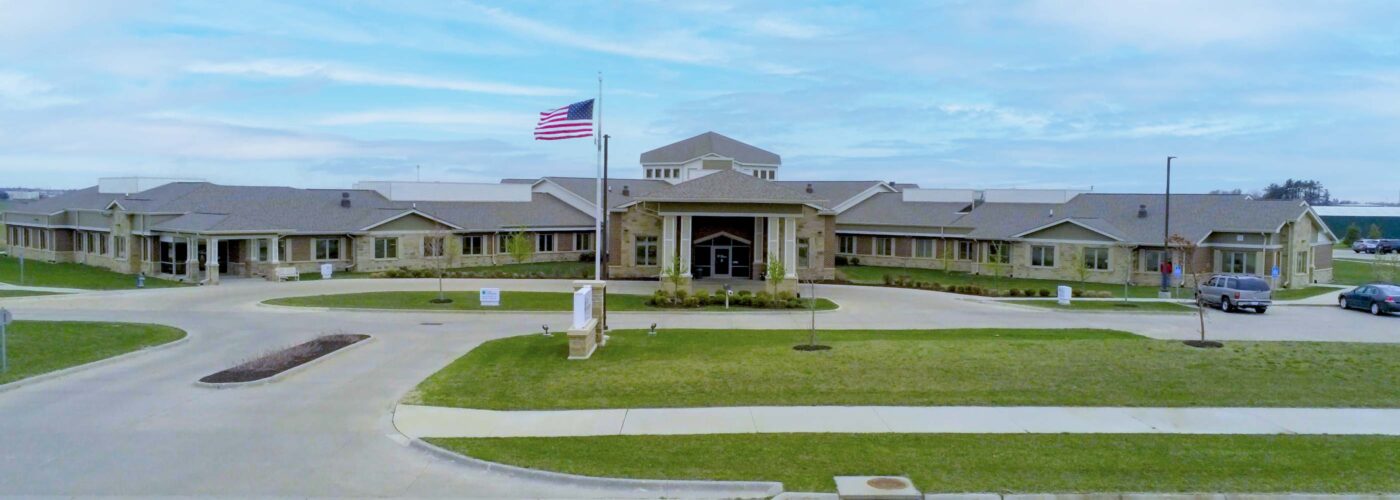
left=1048, top=208, right=1055, bottom=218
left=621, top=185, right=630, bottom=197
left=1137, top=204, right=1148, bottom=218
left=340, top=192, right=351, bottom=208
left=805, top=183, right=814, bottom=194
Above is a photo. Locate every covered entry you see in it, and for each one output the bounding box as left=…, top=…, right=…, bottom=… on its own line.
left=693, top=232, right=751, bottom=278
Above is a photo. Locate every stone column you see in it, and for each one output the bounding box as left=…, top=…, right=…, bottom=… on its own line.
left=661, top=215, right=677, bottom=279
left=206, top=236, right=220, bottom=285
left=568, top=280, right=607, bottom=360
left=766, top=216, right=780, bottom=278
left=269, top=236, right=280, bottom=264
left=679, top=215, right=693, bottom=278
left=185, top=236, right=199, bottom=282
left=784, top=216, right=798, bottom=279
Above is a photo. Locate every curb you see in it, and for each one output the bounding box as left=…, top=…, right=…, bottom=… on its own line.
left=407, top=437, right=783, bottom=499
left=0, top=329, right=190, bottom=394
left=194, top=335, right=375, bottom=389
left=256, top=300, right=841, bottom=315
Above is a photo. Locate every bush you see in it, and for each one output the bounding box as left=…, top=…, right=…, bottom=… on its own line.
left=1010, top=289, right=1024, bottom=297
left=753, top=291, right=773, bottom=308
left=737, top=290, right=753, bottom=297
left=578, top=252, right=596, bottom=262
left=675, top=289, right=689, bottom=300
left=1072, top=289, right=1084, bottom=298
left=967, top=285, right=983, bottom=296
left=708, top=292, right=727, bottom=306
left=776, top=291, right=796, bottom=302
left=694, top=289, right=712, bottom=303
left=883, top=274, right=896, bottom=286
left=785, top=298, right=803, bottom=308
left=682, top=296, right=702, bottom=308
left=835, top=255, right=849, bottom=266
left=1038, top=289, right=1052, bottom=297
left=850, top=257, right=860, bottom=266
left=733, top=294, right=752, bottom=306
left=900, top=275, right=913, bottom=287
left=930, top=282, right=945, bottom=291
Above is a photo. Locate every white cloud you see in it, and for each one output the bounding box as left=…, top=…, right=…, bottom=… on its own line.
left=1020, top=0, right=1341, bottom=49
left=185, top=60, right=571, bottom=97
left=315, top=109, right=525, bottom=127
left=466, top=3, right=733, bottom=64
left=0, top=72, right=79, bottom=109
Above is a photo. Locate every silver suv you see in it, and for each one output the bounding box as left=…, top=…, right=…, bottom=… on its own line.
left=1196, top=274, right=1272, bottom=313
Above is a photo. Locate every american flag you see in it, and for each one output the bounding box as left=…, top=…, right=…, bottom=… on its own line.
left=534, top=99, right=594, bottom=140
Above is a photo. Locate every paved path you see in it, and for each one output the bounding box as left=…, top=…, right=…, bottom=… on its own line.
left=396, top=404, right=1400, bottom=438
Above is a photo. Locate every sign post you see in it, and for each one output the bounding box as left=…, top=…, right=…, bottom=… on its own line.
left=1271, top=265, right=1281, bottom=289
left=1, top=308, right=11, bottom=373
left=16, top=246, right=24, bottom=286
left=1173, top=266, right=1184, bottom=299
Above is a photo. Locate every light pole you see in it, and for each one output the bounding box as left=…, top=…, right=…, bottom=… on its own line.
left=1162, top=156, right=1176, bottom=296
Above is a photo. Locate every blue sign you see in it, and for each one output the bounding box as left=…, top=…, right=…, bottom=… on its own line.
left=1272, top=265, right=1280, bottom=278
left=1173, top=266, right=1183, bottom=277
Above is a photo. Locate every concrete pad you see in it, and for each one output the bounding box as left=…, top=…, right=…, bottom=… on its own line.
left=750, top=406, right=889, bottom=433
left=1247, top=408, right=1400, bottom=435
left=1006, top=407, right=1157, bottom=434
left=620, top=407, right=756, bottom=435
left=834, top=476, right=921, bottom=499
left=393, top=404, right=627, bottom=438
left=877, top=406, right=1022, bottom=433
left=1127, top=408, right=1289, bottom=435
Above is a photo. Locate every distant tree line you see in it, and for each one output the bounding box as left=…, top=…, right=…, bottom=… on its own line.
left=1210, top=178, right=1339, bottom=206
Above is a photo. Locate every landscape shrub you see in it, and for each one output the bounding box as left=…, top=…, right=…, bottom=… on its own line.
left=967, top=285, right=983, bottom=296
left=775, top=291, right=796, bottom=302
left=577, top=252, right=596, bottom=262
left=737, top=290, right=753, bottom=297
left=834, top=255, right=849, bottom=266
left=899, top=275, right=913, bottom=287
left=930, top=282, right=945, bottom=291
left=733, top=294, right=752, bottom=306
left=850, top=257, right=860, bottom=266
left=785, top=298, right=803, bottom=308
left=1038, top=289, right=1052, bottom=297
left=675, top=289, right=689, bottom=300
left=682, top=296, right=702, bottom=308
left=883, top=274, right=896, bottom=286
left=1010, top=289, right=1024, bottom=297
left=753, top=291, right=773, bottom=308
left=1072, top=289, right=1084, bottom=298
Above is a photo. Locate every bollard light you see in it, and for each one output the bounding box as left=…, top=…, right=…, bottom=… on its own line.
left=542, top=325, right=551, bottom=337
left=649, top=323, right=657, bottom=336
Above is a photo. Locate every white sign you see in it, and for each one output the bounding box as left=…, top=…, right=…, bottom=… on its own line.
left=479, top=288, right=501, bottom=307
left=572, top=287, right=593, bottom=329
left=319, top=263, right=333, bottom=280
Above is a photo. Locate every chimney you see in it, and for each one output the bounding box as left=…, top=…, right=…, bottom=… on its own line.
left=805, top=183, right=814, bottom=194
left=340, top=192, right=351, bottom=208
left=1137, top=204, right=1148, bottom=218
left=621, top=185, right=630, bottom=196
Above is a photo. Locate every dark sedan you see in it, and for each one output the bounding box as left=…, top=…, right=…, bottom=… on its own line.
left=1338, top=284, right=1400, bottom=316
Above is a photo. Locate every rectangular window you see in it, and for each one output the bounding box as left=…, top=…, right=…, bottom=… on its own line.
left=315, top=238, right=340, bottom=260
left=113, top=235, right=127, bottom=259
left=986, top=242, right=1010, bottom=264
left=1295, top=251, right=1307, bottom=274
left=536, top=233, right=555, bottom=252
left=635, top=236, right=658, bottom=266
left=1084, top=247, right=1110, bottom=271
left=497, top=234, right=510, bottom=254
left=97, top=233, right=106, bottom=255
left=956, top=240, right=974, bottom=261
left=838, top=235, right=856, bottom=254
left=574, top=232, right=592, bottom=251
left=914, top=238, right=935, bottom=258
left=1224, top=251, right=1257, bottom=274
left=461, top=235, right=484, bottom=255
left=256, top=239, right=269, bottom=262
left=1141, top=249, right=1166, bottom=273
left=1030, top=245, right=1055, bottom=267
left=422, top=236, right=443, bottom=258
left=374, top=237, right=398, bottom=259
left=797, top=238, right=810, bottom=267
left=874, top=237, right=894, bottom=256
left=279, top=238, right=290, bottom=262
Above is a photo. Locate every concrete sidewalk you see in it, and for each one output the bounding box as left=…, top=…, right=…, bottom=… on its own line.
left=395, top=404, right=1400, bottom=438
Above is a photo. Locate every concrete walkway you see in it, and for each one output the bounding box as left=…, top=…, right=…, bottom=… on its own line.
left=395, top=404, right=1400, bottom=438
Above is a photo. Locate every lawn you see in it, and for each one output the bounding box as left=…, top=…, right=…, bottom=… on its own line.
left=407, top=328, right=1400, bottom=410
left=839, top=265, right=1164, bottom=298
left=0, top=256, right=183, bottom=290
left=264, top=291, right=837, bottom=312
left=1333, top=258, right=1393, bottom=286
left=432, top=433, right=1400, bottom=493
left=296, top=261, right=596, bottom=281
left=0, top=290, right=62, bottom=298
left=1272, top=286, right=1340, bottom=301
left=0, top=320, right=186, bottom=385
left=1010, top=299, right=1195, bottom=313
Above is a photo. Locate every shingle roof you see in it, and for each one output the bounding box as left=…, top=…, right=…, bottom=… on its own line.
left=838, top=192, right=968, bottom=227
left=6, top=187, right=121, bottom=214
left=635, top=169, right=825, bottom=205
left=516, top=176, right=673, bottom=210
left=774, top=180, right=888, bottom=210
left=639, top=132, right=781, bottom=165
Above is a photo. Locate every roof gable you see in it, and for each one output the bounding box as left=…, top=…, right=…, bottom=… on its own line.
left=640, top=132, right=780, bottom=165
left=635, top=169, right=823, bottom=205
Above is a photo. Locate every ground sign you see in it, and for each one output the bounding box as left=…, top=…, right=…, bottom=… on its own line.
left=479, top=288, right=500, bottom=307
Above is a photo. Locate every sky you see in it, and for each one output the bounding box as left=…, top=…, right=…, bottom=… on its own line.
left=1, top=0, right=1399, bottom=202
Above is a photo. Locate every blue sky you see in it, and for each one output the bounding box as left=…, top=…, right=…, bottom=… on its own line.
left=2, top=1, right=1398, bottom=202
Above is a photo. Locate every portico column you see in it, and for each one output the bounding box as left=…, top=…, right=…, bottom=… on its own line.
left=185, top=236, right=199, bottom=282
left=766, top=216, right=780, bottom=277
left=661, top=215, right=677, bottom=277
left=679, top=215, right=693, bottom=278
left=206, top=237, right=220, bottom=284
left=784, top=216, right=798, bottom=279
left=268, top=236, right=280, bottom=264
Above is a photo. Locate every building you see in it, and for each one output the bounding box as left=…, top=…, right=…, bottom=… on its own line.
left=2, top=132, right=1337, bottom=290
left=1315, top=205, right=1400, bottom=239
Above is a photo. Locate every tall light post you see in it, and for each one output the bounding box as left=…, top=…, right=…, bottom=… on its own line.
left=1162, top=156, right=1176, bottom=296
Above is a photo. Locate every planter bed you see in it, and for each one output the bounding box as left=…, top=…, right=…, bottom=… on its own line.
left=200, top=334, right=368, bottom=384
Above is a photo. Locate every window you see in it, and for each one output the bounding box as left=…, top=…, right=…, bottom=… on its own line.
left=1295, top=251, right=1307, bottom=274
left=422, top=236, right=444, bottom=258
left=986, top=242, right=1010, bottom=264
left=874, top=237, right=894, bottom=256
left=113, top=235, right=127, bottom=259
left=1030, top=245, right=1055, bottom=267
left=97, top=233, right=106, bottom=255
left=536, top=233, right=555, bottom=252
left=1084, top=247, right=1110, bottom=271
left=913, top=238, right=935, bottom=258
left=635, top=236, right=658, bottom=266
left=279, top=238, right=290, bottom=262
left=838, top=235, right=856, bottom=254
left=462, top=235, right=484, bottom=255
left=257, top=239, right=269, bottom=262
left=1224, top=251, right=1257, bottom=274
left=374, top=237, right=398, bottom=259
left=496, top=234, right=510, bottom=254
left=797, top=238, right=810, bottom=267
left=1141, top=249, right=1166, bottom=273
left=315, top=238, right=340, bottom=260
left=956, top=240, right=974, bottom=260
left=574, top=232, right=592, bottom=251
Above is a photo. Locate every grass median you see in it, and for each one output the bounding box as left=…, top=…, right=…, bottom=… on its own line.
left=264, top=290, right=838, bottom=312
left=431, top=433, right=1400, bottom=493
left=0, top=320, right=186, bottom=385
left=407, top=328, right=1400, bottom=410
left=0, top=256, right=183, bottom=290
left=1008, top=300, right=1195, bottom=313
left=0, top=290, right=62, bottom=298
left=838, top=265, right=1164, bottom=298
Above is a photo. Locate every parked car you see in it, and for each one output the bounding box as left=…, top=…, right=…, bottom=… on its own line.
left=1338, top=284, right=1400, bottom=316
left=1196, top=274, right=1272, bottom=313
left=1377, top=239, right=1400, bottom=254
left=1352, top=239, right=1380, bottom=253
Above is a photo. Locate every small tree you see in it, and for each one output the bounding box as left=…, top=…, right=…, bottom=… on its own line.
left=1169, top=233, right=1211, bottom=345
left=939, top=240, right=954, bottom=272
left=1368, top=223, right=1384, bottom=240
left=984, top=242, right=1009, bottom=292
left=427, top=224, right=452, bottom=303
left=506, top=228, right=533, bottom=265
left=766, top=257, right=787, bottom=294
left=1069, top=246, right=1090, bottom=286
left=1343, top=223, right=1361, bottom=245
left=663, top=253, right=685, bottom=291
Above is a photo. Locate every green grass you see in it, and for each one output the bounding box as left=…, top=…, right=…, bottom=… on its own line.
left=452, top=260, right=593, bottom=276
left=1272, top=286, right=1341, bottom=301
left=265, top=291, right=837, bottom=312
left=432, top=433, right=1400, bottom=493
left=0, top=256, right=183, bottom=290
left=1332, top=258, right=1396, bottom=287
left=839, top=265, right=1164, bottom=298
left=408, top=328, right=1400, bottom=410
left=1010, top=299, right=1195, bottom=313
left=0, top=290, right=61, bottom=298
left=0, top=320, right=186, bottom=385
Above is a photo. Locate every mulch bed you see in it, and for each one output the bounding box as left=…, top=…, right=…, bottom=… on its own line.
left=199, top=334, right=369, bottom=384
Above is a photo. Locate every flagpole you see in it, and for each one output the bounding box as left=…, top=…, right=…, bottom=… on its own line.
left=593, top=72, right=603, bottom=281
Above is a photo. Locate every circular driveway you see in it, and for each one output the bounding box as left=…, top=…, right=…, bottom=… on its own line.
left=0, top=277, right=1395, bottom=498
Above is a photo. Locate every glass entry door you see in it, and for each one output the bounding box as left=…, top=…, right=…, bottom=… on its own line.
left=712, top=247, right=732, bottom=278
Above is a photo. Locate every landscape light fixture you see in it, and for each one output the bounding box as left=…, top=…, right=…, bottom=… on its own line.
left=541, top=325, right=551, bottom=337
left=649, top=323, right=657, bottom=336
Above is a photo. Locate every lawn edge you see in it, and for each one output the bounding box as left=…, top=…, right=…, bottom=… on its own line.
left=0, top=325, right=189, bottom=393
left=257, top=298, right=841, bottom=315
